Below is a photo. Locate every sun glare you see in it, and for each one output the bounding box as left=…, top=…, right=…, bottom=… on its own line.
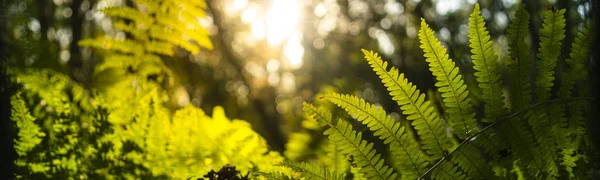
left=239, top=0, right=304, bottom=70
left=284, top=32, right=304, bottom=69
left=265, top=0, right=301, bottom=45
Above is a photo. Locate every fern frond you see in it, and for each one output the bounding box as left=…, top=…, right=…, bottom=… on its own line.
left=255, top=172, right=296, bottom=180
left=148, top=26, right=200, bottom=54
left=505, top=6, right=552, bottom=177
left=558, top=24, right=592, bottom=99
left=419, top=18, right=477, bottom=140
left=468, top=3, right=507, bottom=123
left=113, top=20, right=149, bottom=41
left=449, top=144, right=493, bottom=178
left=322, top=140, right=349, bottom=174
left=145, top=41, right=176, bottom=56
left=419, top=18, right=495, bottom=178
left=303, top=102, right=396, bottom=180
left=506, top=5, right=532, bottom=111
left=11, top=92, right=45, bottom=156
left=82, top=0, right=213, bottom=78
left=535, top=8, right=566, bottom=102
left=257, top=172, right=296, bottom=180
left=282, top=161, right=343, bottom=180
left=498, top=118, right=544, bottom=177
left=431, top=161, right=467, bottom=180
left=564, top=24, right=592, bottom=137
left=557, top=24, right=592, bottom=177
left=361, top=49, right=451, bottom=159
left=517, top=8, right=568, bottom=178
left=322, top=93, right=429, bottom=179
left=101, top=6, right=153, bottom=26
left=466, top=2, right=509, bottom=162
left=95, top=54, right=163, bottom=73
left=78, top=37, right=144, bottom=55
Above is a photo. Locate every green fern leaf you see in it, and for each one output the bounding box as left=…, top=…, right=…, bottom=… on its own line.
left=257, top=172, right=297, bottom=180
left=521, top=8, right=568, bottom=178
left=468, top=3, right=507, bottom=123
left=282, top=161, right=343, bottom=180
left=101, top=6, right=153, bottom=26
left=431, top=161, right=467, bottom=180
left=145, top=41, right=176, bottom=56
left=535, top=8, right=566, bottom=102
left=506, top=5, right=532, bottom=111
left=558, top=24, right=592, bottom=99
left=557, top=24, right=592, bottom=177
left=450, top=143, right=494, bottom=178
left=466, top=2, right=509, bottom=161
left=322, top=140, right=350, bottom=175
left=11, top=92, right=46, bottom=156
left=322, top=93, right=429, bottom=179
left=113, top=20, right=149, bottom=41
left=303, top=102, right=396, bottom=180
left=361, top=49, right=451, bottom=159
left=419, top=18, right=477, bottom=140
left=148, top=25, right=201, bottom=54
left=419, top=18, right=495, bottom=177
left=78, top=37, right=144, bottom=55
left=505, top=5, right=549, bottom=177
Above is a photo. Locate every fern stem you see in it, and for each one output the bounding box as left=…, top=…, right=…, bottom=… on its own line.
left=418, top=97, right=590, bottom=179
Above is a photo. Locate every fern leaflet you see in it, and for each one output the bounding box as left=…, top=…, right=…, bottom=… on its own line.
left=468, top=3, right=507, bottom=123
left=557, top=24, right=592, bottom=177
left=431, top=161, right=466, bottom=180
left=322, top=93, right=429, bottom=179
left=419, top=18, right=477, bottom=140
left=505, top=5, right=550, bottom=177
left=466, top=2, right=510, bottom=161
left=558, top=24, right=592, bottom=99
left=281, top=161, right=343, bottom=180
left=302, top=103, right=396, bottom=180
left=506, top=5, right=533, bottom=111
left=420, top=16, right=493, bottom=178
left=536, top=8, right=566, bottom=102
left=11, top=92, right=45, bottom=157
left=361, top=49, right=451, bottom=159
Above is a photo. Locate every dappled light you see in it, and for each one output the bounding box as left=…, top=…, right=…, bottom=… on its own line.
left=1, top=0, right=598, bottom=179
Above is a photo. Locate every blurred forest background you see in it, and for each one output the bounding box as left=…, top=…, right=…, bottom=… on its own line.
left=1, top=0, right=599, bottom=178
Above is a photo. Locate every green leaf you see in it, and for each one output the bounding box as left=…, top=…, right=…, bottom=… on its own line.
left=282, top=161, right=343, bottom=180
left=361, top=49, right=451, bottom=160
left=468, top=3, right=507, bottom=123
left=535, top=8, right=566, bottom=102
left=322, top=93, right=429, bottom=179
left=419, top=18, right=477, bottom=140
left=303, top=103, right=396, bottom=180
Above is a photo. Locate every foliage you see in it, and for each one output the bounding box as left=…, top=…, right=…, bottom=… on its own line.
left=79, top=0, right=212, bottom=77
left=6, top=0, right=596, bottom=179
left=10, top=69, right=125, bottom=179
left=8, top=0, right=290, bottom=179
left=276, top=3, right=594, bottom=179
left=302, top=103, right=396, bottom=180
left=280, top=161, right=344, bottom=180
left=9, top=69, right=285, bottom=179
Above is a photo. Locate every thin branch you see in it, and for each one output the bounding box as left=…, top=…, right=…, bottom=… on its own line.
left=418, top=97, right=591, bottom=180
